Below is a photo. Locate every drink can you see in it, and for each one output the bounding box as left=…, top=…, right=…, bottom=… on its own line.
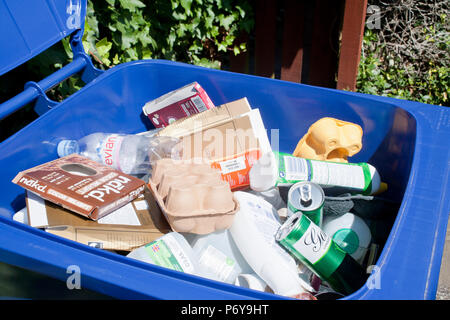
left=275, top=213, right=344, bottom=286
left=275, top=213, right=367, bottom=295
left=287, top=181, right=324, bottom=227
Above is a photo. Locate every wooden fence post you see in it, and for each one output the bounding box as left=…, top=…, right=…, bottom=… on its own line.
left=336, top=0, right=368, bottom=91
left=280, top=0, right=306, bottom=83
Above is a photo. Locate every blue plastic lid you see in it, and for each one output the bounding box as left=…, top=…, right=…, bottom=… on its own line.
left=0, top=0, right=87, bottom=76
left=57, top=139, right=79, bottom=157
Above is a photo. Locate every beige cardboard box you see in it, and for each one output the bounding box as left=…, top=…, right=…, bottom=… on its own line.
left=157, top=98, right=272, bottom=190
left=26, top=186, right=171, bottom=251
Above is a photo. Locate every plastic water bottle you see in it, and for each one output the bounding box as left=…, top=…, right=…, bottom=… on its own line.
left=126, top=232, right=218, bottom=281
left=57, top=132, right=181, bottom=175
left=187, top=229, right=252, bottom=284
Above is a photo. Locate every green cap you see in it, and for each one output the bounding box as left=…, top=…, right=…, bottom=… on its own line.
left=332, top=228, right=359, bottom=255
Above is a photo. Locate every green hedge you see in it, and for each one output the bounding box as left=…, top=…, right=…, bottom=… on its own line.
left=356, top=3, right=449, bottom=107
left=1, top=0, right=255, bottom=104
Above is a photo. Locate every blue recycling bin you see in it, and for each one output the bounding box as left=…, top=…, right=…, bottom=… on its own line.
left=0, top=0, right=449, bottom=300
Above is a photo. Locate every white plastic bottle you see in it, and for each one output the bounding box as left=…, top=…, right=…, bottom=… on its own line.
left=188, top=229, right=253, bottom=284
left=229, top=191, right=315, bottom=298
left=322, top=212, right=372, bottom=264
left=126, top=232, right=218, bottom=280
left=249, top=151, right=387, bottom=196
left=57, top=132, right=181, bottom=175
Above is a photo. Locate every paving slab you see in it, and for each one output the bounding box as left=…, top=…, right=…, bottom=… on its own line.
left=436, top=217, right=450, bottom=300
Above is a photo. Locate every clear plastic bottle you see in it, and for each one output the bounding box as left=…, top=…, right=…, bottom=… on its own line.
left=126, top=232, right=218, bottom=280
left=57, top=132, right=181, bottom=176
left=187, top=229, right=252, bottom=284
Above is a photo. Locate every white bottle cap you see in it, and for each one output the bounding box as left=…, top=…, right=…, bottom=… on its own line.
left=249, top=152, right=278, bottom=192
left=367, top=163, right=381, bottom=195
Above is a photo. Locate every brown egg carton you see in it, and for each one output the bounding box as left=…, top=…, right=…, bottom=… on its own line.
left=148, top=158, right=239, bottom=234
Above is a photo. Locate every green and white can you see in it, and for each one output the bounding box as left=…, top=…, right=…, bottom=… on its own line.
left=275, top=212, right=367, bottom=295
left=287, top=181, right=324, bottom=227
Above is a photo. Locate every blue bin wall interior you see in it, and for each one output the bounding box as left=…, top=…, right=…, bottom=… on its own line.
left=0, top=60, right=418, bottom=298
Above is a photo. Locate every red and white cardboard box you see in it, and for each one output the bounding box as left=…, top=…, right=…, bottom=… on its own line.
left=142, top=82, right=215, bottom=128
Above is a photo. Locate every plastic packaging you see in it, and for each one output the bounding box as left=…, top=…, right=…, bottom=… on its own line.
left=149, top=158, right=238, bottom=234
left=292, top=117, right=363, bottom=163
left=229, top=191, right=315, bottom=298
left=249, top=151, right=387, bottom=195
left=57, top=132, right=182, bottom=176
left=188, top=229, right=254, bottom=277
left=190, top=231, right=242, bottom=284
left=322, top=212, right=372, bottom=263
left=246, top=188, right=286, bottom=210
left=126, top=232, right=218, bottom=280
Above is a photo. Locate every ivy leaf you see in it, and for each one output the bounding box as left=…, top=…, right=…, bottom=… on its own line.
left=95, top=37, right=113, bottom=66
left=217, top=43, right=227, bottom=52
left=118, top=0, right=146, bottom=12
left=180, top=0, right=193, bottom=16
left=219, top=14, right=235, bottom=29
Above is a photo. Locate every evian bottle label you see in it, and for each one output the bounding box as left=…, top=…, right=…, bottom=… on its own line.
left=98, top=134, right=125, bottom=171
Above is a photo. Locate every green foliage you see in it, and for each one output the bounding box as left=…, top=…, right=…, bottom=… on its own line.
left=2, top=0, right=254, bottom=103
left=81, top=0, right=254, bottom=70
left=357, top=22, right=449, bottom=107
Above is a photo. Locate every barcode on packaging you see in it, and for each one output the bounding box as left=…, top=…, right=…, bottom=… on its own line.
left=191, top=96, right=208, bottom=112
left=283, top=156, right=309, bottom=181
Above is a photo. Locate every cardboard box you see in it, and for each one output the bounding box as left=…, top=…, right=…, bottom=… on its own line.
left=142, top=82, right=215, bottom=128
left=26, top=187, right=171, bottom=251
left=156, top=98, right=272, bottom=190
left=12, top=154, right=146, bottom=220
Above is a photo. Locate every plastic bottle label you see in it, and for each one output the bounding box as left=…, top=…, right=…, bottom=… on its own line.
left=198, top=245, right=236, bottom=282
left=144, top=234, right=195, bottom=274
left=309, top=160, right=365, bottom=190
left=279, top=153, right=370, bottom=193
left=97, top=134, right=125, bottom=171
left=243, top=197, right=296, bottom=266
left=283, top=156, right=310, bottom=181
